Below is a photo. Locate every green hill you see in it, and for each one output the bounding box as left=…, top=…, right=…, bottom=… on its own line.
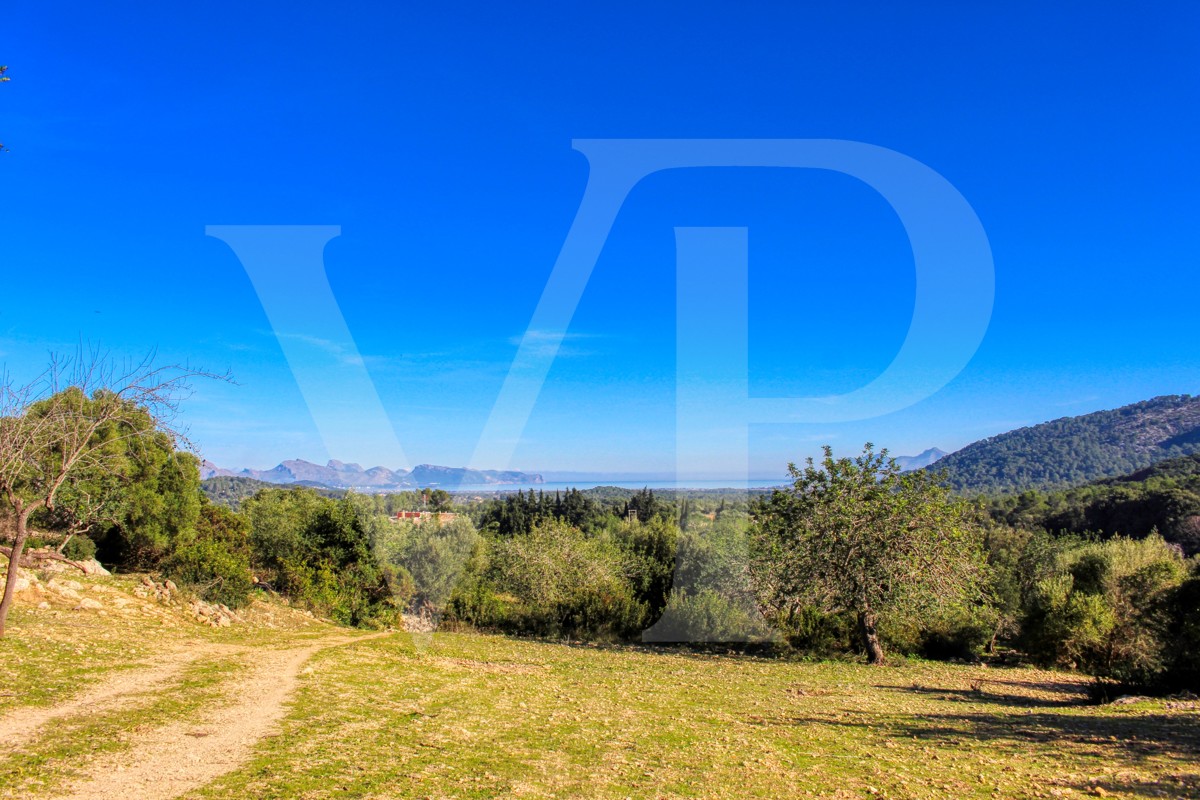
left=200, top=476, right=345, bottom=509
left=935, top=394, right=1200, bottom=494
left=986, top=452, right=1200, bottom=555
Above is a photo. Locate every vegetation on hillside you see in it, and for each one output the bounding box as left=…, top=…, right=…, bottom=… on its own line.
left=934, top=394, right=1200, bottom=494
left=987, top=453, right=1200, bottom=555
left=4, top=362, right=1198, bottom=693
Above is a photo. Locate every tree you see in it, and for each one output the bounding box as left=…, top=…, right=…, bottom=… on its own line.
left=0, top=353, right=219, bottom=636
left=749, top=444, right=986, bottom=664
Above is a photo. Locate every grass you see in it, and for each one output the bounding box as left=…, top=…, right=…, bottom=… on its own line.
left=187, top=633, right=1200, bottom=800
left=4, top=577, right=1199, bottom=799
left=0, top=655, right=247, bottom=798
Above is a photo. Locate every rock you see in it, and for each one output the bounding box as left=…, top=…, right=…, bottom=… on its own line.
left=37, top=601, right=51, bottom=610
left=75, top=597, right=103, bottom=611
left=54, top=579, right=85, bottom=593
left=216, top=615, right=231, bottom=627
left=13, top=575, right=32, bottom=593
left=80, top=559, right=111, bottom=576
left=53, top=586, right=83, bottom=602
left=163, top=579, right=178, bottom=594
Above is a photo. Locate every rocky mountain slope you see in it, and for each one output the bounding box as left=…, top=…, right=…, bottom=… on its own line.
left=200, top=459, right=542, bottom=490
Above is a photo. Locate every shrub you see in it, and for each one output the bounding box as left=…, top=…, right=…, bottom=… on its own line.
left=1162, top=575, right=1200, bottom=691
left=165, top=505, right=253, bottom=608
left=61, top=535, right=97, bottom=562
left=1022, top=534, right=1187, bottom=685
left=656, top=588, right=774, bottom=643
left=241, top=489, right=395, bottom=626
left=487, top=520, right=647, bottom=639
left=375, top=517, right=481, bottom=614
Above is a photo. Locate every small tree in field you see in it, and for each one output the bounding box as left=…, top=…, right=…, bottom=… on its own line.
left=749, top=444, right=986, bottom=664
left=0, top=353, right=218, bottom=636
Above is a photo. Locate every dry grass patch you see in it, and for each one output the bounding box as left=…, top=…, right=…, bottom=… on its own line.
left=186, top=633, right=1200, bottom=799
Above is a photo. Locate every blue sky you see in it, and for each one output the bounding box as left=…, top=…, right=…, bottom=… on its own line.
left=1, top=2, right=1198, bottom=479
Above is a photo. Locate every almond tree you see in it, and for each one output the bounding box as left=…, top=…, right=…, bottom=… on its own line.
left=749, top=444, right=986, bottom=664
left=0, top=353, right=219, bottom=636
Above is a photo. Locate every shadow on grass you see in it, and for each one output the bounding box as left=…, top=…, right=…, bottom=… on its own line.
left=789, top=707, right=1200, bottom=765
left=875, top=679, right=1091, bottom=709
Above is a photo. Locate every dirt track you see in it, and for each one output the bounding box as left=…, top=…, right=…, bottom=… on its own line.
left=2, top=633, right=387, bottom=800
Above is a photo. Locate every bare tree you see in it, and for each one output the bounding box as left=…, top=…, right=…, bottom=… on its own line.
left=0, top=351, right=223, bottom=636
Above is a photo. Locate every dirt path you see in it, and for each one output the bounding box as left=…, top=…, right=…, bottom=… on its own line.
left=0, top=647, right=211, bottom=747
left=47, top=632, right=389, bottom=800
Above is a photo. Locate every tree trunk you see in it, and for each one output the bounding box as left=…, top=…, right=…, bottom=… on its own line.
left=0, top=512, right=30, bottom=638
left=858, top=609, right=885, bottom=665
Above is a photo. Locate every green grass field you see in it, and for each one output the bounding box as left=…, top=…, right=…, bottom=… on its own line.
left=3, top=577, right=1198, bottom=799
left=184, top=633, right=1200, bottom=800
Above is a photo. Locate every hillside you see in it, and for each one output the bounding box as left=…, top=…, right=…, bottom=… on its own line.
left=200, top=476, right=346, bottom=509
left=934, top=394, right=1200, bottom=494
left=3, top=574, right=1197, bottom=799
left=987, top=452, right=1200, bottom=554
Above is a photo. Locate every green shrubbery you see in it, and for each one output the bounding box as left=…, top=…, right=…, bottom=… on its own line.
left=242, top=490, right=394, bottom=626
left=164, top=505, right=253, bottom=608
left=1020, top=534, right=1194, bottom=689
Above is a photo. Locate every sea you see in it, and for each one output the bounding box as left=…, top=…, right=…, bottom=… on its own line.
left=444, top=479, right=791, bottom=494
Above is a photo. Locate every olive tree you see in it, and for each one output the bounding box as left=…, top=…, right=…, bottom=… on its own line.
left=0, top=353, right=218, bottom=636
left=749, top=444, right=986, bottom=664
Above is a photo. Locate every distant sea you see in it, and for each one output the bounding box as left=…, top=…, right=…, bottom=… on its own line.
left=445, top=479, right=791, bottom=494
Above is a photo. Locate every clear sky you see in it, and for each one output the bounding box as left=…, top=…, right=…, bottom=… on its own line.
left=1, top=3, right=1198, bottom=479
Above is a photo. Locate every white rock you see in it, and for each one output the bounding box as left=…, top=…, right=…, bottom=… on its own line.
left=75, top=597, right=103, bottom=610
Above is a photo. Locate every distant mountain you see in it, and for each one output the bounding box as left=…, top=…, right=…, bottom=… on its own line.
left=199, top=459, right=543, bottom=491
left=934, top=394, right=1200, bottom=494
left=893, top=448, right=948, bottom=472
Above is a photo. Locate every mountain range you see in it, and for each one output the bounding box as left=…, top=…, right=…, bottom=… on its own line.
left=200, top=459, right=543, bottom=491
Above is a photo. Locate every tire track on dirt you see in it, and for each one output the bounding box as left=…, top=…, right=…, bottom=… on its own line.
left=0, top=648, right=211, bottom=748
left=48, top=633, right=389, bottom=800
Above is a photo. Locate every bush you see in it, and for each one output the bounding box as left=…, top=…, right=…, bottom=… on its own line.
left=1162, top=575, right=1200, bottom=691
left=1022, top=535, right=1187, bottom=685
left=61, top=535, right=97, bottom=562
left=656, top=588, right=774, bottom=643
left=165, top=505, right=253, bottom=608
left=918, top=607, right=996, bottom=661
left=486, top=520, right=647, bottom=639
left=242, top=490, right=395, bottom=627
left=375, top=517, right=481, bottom=614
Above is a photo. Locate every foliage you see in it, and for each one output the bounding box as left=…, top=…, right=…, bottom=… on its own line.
left=658, top=588, right=776, bottom=643
left=241, top=489, right=394, bottom=627
left=475, top=520, right=647, bottom=639
left=987, top=453, right=1200, bottom=555
left=61, top=535, right=97, bottom=562
left=1022, top=535, right=1190, bottom=687
left=165, top=505, right=253, bottom=608
left=0, top=354, right=218, bottom=636
left=935, top=394, right=1200, bottom=494
left=750, top=444, right=987, bottom=663
left=201, top=476, right=344, bottom=510
left=374, top=516, right=481, bottom=613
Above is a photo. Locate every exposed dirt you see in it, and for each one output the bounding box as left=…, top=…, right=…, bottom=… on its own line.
left=0, top=647, right=208, bottom=747
left=31, top=633, right=386, bottom=800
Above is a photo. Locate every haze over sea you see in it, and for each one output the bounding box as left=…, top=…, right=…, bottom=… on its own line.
left=445, top=479, right=789, bottom=494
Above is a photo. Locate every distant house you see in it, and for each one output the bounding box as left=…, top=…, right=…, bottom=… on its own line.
left=393, top=511, right=458, bottom=525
